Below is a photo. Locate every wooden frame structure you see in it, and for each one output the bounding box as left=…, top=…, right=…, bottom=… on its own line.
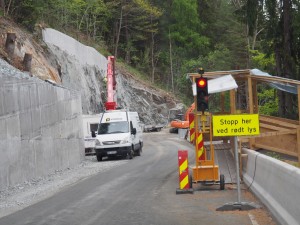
left=188, top=69, right=300, bottom=163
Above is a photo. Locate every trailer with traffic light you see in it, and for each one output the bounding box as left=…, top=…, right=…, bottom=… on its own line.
left=189, top=68, right=225, bottom=190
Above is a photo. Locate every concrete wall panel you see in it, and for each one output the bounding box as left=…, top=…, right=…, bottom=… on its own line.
left=0, top=140, right=8, bottom=187
left=20, top=111, right=32, bottom=140
left=18, top=85, right=31, bottom=111
left=0, top=88, right=4, bottom=116
left=242, top=148, right=300, bottom=225
left=31, top=107, right=42, bottom=138
left=4, top=85, right=19, bottom=115
left=29, top=84, right=39, bottom=108
left=6, top=114, right=20, bottom=139
left=0, top=118, right=7, bottom=140
left=7, top=140, right=22, bottom=185
left=0, top=75, right=84, bottom=189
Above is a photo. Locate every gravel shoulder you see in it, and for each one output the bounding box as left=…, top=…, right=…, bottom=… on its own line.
left=0, top=156, right=127, bottom=218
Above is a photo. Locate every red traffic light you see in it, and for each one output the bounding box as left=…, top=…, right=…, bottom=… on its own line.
left=197, top=78, right=207, bottom=88
left=195, top=77, right=208, bottom=112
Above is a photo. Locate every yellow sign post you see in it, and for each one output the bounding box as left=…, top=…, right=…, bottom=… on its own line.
left=214, top=114, right=260, bottom=211
left=213, top=114, right=260, bottom=137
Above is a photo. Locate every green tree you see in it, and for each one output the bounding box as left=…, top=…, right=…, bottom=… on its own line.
left=257, top=85, right=278, bottom=116
left=234, top=0, right=300, bottom=119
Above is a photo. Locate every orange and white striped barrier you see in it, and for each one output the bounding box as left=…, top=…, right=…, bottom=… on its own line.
left=196, top=131, right=206, bottom=161
left=176, top=150, right=193, bottom=194
left=189, top=113, right=195, bottom=144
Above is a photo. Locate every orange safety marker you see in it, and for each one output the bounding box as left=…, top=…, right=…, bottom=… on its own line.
left=196, top=131, right=206, bottom=161
left=189, top=113, right=195, bottom=144
left=176, top=150, right=193, bottom=194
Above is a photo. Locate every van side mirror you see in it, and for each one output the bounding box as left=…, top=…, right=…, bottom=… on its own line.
left=131, top=128, right=137, bottom=135
left=91, top=131, right=96, bottom=137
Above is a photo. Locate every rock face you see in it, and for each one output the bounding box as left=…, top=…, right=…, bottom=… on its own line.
left=42, top=28, right=182, bottom=127
left=0, top=18, right=184, bottom=128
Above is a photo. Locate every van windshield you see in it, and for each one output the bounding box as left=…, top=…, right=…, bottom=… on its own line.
left=98, top=121, right=129, bottom=134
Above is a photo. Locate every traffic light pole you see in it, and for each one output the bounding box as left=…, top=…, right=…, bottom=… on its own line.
left=216, top=136, right=259, bottom=211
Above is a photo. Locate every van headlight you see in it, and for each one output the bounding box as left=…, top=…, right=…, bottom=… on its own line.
left=95, top=139, right=102, bottom=146
left=120, top=136, right=130, bottom=144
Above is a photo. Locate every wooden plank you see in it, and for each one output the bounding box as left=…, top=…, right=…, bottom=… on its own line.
left=248, top=76, right=254, bottom=114
left=297, top=128, right=300, bottom=163
left=253, top=81, right=258, bottom=113
left=257, top=129, right=297, bottom=137
left=221, top=92, right=225, bottom=113
left=260, top=116, right=299, bottom=129
left=261, top=115, right=299, bottom=125
left=260, top=123, right=291, bottom=131
left=187, top=69, right=250, bottom=79
left=240, top=129, right=296, bottom=140
left=188, top=69, right=300, bottom=86
left=249, top=74, right=300, bottom=85
left=253, top=143, right=298, bottom=157
left=230, top=89, right=236, bottom=114
left=214, top=149, right=237, bottom=184
left=248, top=77, right=255, bottom=148
left=298, top=86, right=300, bottom=122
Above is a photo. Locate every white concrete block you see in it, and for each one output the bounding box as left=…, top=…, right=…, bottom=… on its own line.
left=242, top=148, right=300, bottom=225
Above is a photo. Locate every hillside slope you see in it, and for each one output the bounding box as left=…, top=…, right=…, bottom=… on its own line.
left=0, top=17, right=184, bottom=126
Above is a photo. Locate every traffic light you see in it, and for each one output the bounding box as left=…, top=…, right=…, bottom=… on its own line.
left=196, top=77, right=208, bottom=112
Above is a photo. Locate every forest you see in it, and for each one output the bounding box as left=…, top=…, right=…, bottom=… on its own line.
left=0, top=0, right=300, bottom=119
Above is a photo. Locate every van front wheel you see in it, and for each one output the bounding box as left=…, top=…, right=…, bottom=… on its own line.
left=136, top=143, right=142, bottom=156
left=127, top=148, right=134, bottom=160
left=96, top=154, right=102, bottom=162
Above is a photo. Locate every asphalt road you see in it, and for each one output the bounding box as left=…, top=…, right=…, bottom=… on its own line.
left=0, top=129, right=277, bottom=225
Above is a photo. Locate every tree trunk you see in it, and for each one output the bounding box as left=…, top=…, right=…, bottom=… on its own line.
left=275, top=44, right=285, bottom=117
left=78, top=6, right=90, bottom=31
left=6, top=0, right=12, bottom=15
left=93, top=15, right=97, bottom=40
left=114, top=6, right=123, bottom=58
left=150, top=13, right=155, bottom=83
left=169, top=29, right=174, bottom=92
left=282, top=0, right=293, bottom=117
left=283, top=0, right=292, bottom=79
left=125, top=15, right=130, bottom=64
left=0, top=0, right=5, bottom=13
left=5, top=32, right=16, bottom=59
left=151, top=32, right=155, bottom=83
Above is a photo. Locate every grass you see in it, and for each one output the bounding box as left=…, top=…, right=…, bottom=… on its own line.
left=265, top=151, right=300, bottom=168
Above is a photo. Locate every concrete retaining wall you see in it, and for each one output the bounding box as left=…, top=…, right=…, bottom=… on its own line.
left=0, top=72, right=84, bottom=189
left=42, top=28, right=107, bottom=72
left=242, top=148, right=300, bottom=225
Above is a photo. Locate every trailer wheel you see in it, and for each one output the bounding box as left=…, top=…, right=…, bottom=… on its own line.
left=220, top=174, right=225, bottom=190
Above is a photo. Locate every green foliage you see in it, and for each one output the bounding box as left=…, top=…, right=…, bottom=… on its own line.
left=11, top=0, right=44, bottom=30
left=250, top=49, right=275, bottom=70
left=169, top=0, right=209, bottom=58
left=198, top=44, right=233, bottom=71
left=257, top=85, right=278, bottom=116
left=266, top=151, right=281, bottom=160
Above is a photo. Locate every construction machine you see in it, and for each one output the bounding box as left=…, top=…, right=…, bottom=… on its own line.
left=169, top=103, right=195, bottom=133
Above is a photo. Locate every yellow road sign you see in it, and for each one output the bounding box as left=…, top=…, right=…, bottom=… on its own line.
left=213, top=114, right=260, bottom=137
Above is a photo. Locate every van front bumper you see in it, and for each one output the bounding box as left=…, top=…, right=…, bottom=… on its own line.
left=95, top=146, right=131, bottom=158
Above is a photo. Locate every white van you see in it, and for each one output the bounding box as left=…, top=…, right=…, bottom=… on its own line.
left=82, top=114, right=102, bottom=155
left=92, top=110, right=143, bottom=161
